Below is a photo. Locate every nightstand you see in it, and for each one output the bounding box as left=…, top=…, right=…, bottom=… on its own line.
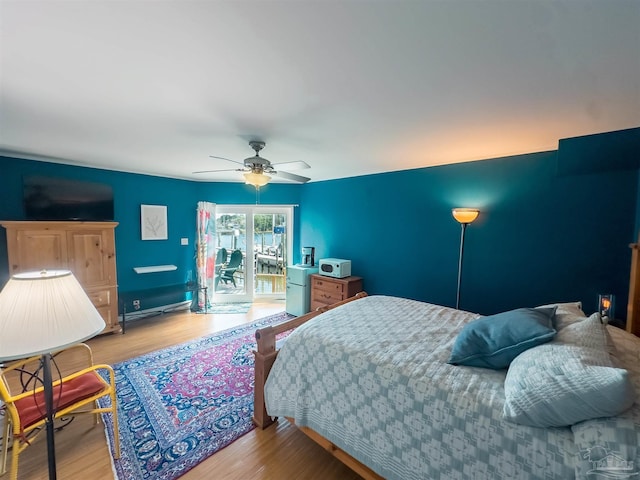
left=310, top=274, right=363, bottom=311
left=607, top=318, right=626, bottom=330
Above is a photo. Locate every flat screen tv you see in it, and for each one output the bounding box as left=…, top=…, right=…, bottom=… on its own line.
left=23, top=175, right=115, bottom=221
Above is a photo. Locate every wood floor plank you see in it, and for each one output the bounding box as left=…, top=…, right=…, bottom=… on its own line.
left=12, top=301, right=363, bottom=479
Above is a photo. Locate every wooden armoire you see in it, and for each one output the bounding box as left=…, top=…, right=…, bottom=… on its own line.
left=1, top=221, right=120, bottom=334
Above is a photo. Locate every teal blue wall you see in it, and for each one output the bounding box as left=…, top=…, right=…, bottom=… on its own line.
left=0, top=156, right=302, bottom=293
left=0, top=126, right=638, bottom=320
left=299, top=127, right=640, bottom=318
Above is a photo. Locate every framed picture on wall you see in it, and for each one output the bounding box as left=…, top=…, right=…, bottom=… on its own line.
left=141, top=204, right=168, bottom=240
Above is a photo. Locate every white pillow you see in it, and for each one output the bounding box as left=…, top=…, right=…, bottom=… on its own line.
left=556, top=311, right=619, bottom=361
left=503, top=313, right=636, bottom=427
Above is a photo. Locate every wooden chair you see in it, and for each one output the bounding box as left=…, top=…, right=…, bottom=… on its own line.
left=0, top=343, right=120, bottom=480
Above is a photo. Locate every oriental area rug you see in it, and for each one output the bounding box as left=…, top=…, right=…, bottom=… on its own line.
left=99, top=311, right=294, bottom=480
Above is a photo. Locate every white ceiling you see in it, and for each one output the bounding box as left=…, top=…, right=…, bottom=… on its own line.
left=1, top=1, right=639, bottom=184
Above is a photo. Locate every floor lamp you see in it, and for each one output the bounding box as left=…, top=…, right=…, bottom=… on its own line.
left=452, top=208, right=479, bottom=310
left=0, top=270, right=105, bottom=480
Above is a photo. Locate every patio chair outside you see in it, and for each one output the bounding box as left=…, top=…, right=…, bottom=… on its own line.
left=215, top=249, right=243, bottom=289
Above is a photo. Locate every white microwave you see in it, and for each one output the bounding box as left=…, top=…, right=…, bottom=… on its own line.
left=318, top=258, right=351, bottom=278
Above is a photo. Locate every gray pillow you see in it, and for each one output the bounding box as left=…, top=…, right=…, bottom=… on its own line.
left=503, top=316, right=636, bottom=427
left=536, top=301, right=585, bottom=317
left=536, top=301, right=587, bottom=331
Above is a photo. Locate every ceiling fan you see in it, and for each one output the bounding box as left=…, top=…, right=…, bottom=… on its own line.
left=194, top=140, right=310, bottom=187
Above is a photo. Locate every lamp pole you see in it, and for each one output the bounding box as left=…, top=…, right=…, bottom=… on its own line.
left=452, top=208, right=480, bottom=311
left=42, top=354, right=57, bottom=480
left=456, top=222, right=468, bottom=310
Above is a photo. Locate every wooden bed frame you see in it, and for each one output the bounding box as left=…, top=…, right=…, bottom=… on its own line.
left=251, top=291, right=384, bottom=480
left=627, top=234, right=640, bottom=337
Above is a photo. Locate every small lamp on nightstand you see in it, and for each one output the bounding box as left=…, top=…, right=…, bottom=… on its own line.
left=598, top=294, right=615, bottom=321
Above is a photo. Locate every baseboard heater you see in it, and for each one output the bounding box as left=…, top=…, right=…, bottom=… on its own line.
left=119, top=282, right=208, bottom=333
left=120, top=300, right=192, bottom=322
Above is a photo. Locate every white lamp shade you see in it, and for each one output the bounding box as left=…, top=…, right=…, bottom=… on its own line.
left=0, top=270, right=106, bottom=361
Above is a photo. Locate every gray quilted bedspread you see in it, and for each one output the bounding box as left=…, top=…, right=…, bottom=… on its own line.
left=264, top=295, right=640, bottom=479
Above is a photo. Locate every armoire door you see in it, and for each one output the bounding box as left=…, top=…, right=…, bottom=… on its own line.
left=66, top=228, right=116, bottom=287
left=10, top=228, right=69, bottom=274
left=2, top=221, right=120, bottom=335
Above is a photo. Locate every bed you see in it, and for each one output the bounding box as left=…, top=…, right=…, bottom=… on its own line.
left=253, top=293, right=640, bottom=479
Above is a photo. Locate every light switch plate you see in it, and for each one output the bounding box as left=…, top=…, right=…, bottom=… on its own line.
left=181, top=237, right=189, bottom=246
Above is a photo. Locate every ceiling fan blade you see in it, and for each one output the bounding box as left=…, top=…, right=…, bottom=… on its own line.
left=192, top=168, right=244, bottom=174
left=272, top=170, right=311, bottom=183
left=204, top=141, right=312, bottom=183
left=209, top=155, right=245, bottom=166
left=271, top=160, right=310, bottom=171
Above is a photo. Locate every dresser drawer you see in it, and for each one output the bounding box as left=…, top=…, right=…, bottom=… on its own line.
left=312, top=277, right=345, bottom=295
left=312, top=289, right=343, bottom=306
left=96, top=304, right=114, bottom=325
left=309, top=274, right=363, bottom=312
left=82, top=286, right=120, bottom=333
left=86, top=288, right=113, bottom=307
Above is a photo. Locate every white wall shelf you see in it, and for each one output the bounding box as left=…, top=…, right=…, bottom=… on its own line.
left=133, top=265, right=177, bottom=274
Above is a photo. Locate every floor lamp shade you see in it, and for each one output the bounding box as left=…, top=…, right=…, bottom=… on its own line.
left=0, top=270, right=106, bottom=361
left=452, top=208, right=480, bottom=225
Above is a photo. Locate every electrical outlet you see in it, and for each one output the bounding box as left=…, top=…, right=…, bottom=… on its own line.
left=181, top=237, right=189, bottom=246
left=133, top=299, right=141, bottom=310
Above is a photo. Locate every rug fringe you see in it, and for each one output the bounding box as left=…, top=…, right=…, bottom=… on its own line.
left=101, top=411, right=120, bottom=479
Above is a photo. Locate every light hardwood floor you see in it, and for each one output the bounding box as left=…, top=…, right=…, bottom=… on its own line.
left=13, top=301, right=362, bottom=480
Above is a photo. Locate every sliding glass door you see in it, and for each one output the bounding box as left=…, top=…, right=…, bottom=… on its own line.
left=214, top=210, right=249, bottom=302
left=214, top=205, right=292, bottom=303
left=254, top=212, right=288, bottom=297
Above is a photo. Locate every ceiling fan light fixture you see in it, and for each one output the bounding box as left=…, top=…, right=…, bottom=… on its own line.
left=244, top=171, right=271, bottom=187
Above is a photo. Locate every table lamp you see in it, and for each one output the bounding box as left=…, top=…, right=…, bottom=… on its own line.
left=0, top=270, right=105, bottom=480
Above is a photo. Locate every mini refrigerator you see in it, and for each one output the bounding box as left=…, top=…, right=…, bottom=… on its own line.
left=286, top=264, right=319, bottom=316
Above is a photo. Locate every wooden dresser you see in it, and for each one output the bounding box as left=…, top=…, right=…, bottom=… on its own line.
left=310, top=274, right=363, bottom=312
left=1, top=221, right=120, bottom=334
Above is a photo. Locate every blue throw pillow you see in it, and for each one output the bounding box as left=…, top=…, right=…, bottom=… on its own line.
left=448, top=307, right=557, bottom=369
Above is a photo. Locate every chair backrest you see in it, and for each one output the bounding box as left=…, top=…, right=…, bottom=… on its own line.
left=0, top=363, right=14, bottom=403
left=216, top=247, right=228, bottom=264
left=227, top=249, right=243, bottom=268
left=0, top=345, right=95, bottom=402
left=0, top=354, right=42, bottom=402
left=0, top=343, right=121, bottom=479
